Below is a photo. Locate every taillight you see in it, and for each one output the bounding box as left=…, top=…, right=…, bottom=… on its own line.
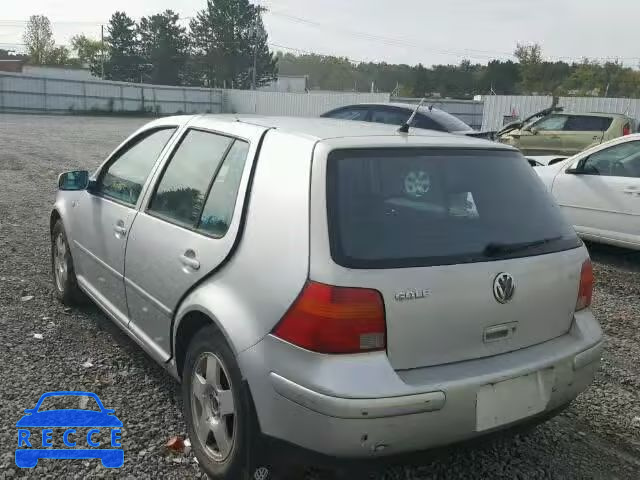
left=576, top=260, right=594, bottom=311
left=273, top=281, right=386, bottom=354
left=623, top=124, right=631, bottom=136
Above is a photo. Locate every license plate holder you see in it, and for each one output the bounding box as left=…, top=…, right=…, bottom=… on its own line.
left=476, top=369, right=554, bottom=432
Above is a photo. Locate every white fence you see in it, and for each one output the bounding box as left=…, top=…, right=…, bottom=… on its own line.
left=0, top=72, right=223, bottom=115
left=0, top=72, right=389, bottom=117
left=482, top=95, right=640, bottom=131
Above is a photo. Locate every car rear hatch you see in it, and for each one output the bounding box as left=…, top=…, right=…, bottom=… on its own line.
left=320, top=147, right=585, bottom=370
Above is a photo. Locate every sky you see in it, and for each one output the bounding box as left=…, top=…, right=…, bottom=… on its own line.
left=1, top=0, right=639, bottom=67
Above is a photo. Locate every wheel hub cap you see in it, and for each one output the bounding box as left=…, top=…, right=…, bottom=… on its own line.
left=190, top=352, right=236, bottom=462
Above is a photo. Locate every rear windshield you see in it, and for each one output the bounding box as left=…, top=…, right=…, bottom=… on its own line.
left=327, top=148, right=581, bottom=269
left=423, top=109, right=473, bottom=132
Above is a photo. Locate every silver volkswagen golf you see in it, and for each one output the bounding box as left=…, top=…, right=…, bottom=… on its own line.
left=51, top=115, right=603, bottom=478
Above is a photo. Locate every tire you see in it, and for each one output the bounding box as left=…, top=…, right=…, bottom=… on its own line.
left=182, top=325, right=259, bottom=480
left=51, top=219, right=84, bottom=306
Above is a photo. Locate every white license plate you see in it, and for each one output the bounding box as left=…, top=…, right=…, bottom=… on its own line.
left=476, top=369, right=554, bottom=432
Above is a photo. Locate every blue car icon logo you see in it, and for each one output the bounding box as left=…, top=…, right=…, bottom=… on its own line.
left=15, top=391, right=123, bottom=468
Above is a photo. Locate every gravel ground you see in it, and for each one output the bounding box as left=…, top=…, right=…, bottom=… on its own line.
left=0, top=114, right=639, bottom=480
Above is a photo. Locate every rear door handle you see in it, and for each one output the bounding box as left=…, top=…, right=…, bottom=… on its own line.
left=180, top=250, right=200, bottom=271
left=623, top=187, right=640, bottom=197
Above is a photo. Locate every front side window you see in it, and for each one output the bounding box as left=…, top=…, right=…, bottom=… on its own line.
left=98, top=128, right=176, bottom=205
left=327, top=148, right=580, bottom=269
left=582, top=141, right=640, bottom=178
left=148, top=130, right=233, bottom=227
left=532, top=115, right=568, bottom=131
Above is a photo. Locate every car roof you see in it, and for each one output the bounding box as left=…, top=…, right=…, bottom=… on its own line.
left=329, top=102, right=450, bottom=114
left=552, top=112, right=630, bottom=119
left=156, top=114, right=508, bottom=150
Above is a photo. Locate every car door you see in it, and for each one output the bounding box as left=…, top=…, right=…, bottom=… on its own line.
left=70, top=127, right=177, bottom=323
left=552, top=140, right=640, bottom=245
left=123, top=124, right=259, bottom=361
left=561, top=115, right=611, bottom=155
left=518, top=114, right=567, bottom=155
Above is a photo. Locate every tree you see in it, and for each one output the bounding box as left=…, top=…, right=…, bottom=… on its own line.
left=514, top=43, right=545, bottom=93
left=189, top=0, right=277, bottom=88
left=479, top=60, right=520, bottom=94
left=514, top=43, right=543, bottom=64
left=23, top=15, right=55, bottom=64
left=138, top=10, right=189, bottom=85
left=71, top=35, right=103, bottom=65
left=94, top=12, right=142, bottom=82
left=47, top=46, right=71, bottom=65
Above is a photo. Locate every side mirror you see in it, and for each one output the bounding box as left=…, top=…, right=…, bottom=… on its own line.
left=530, top=127, right=539, bottom=135
left=565, top=167, right=581, bottom=174
left=58, top=171, right=89, bottom=191
left=23, top=408, right=35, bottom=414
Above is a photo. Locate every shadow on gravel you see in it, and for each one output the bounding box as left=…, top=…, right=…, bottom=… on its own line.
left=72, top=302, right=181, bottom=393
left=586, top=242, right=640, bottom=273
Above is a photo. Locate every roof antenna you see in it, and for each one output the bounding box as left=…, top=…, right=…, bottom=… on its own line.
left=398, top=97, right=426, bottom=134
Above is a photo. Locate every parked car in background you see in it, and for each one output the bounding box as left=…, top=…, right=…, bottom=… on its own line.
left=536, top=133, right=640, bottom=250
left=321, top=102, right=493, bottom=138
left=499, top=110, right=636, bottom=156
left=51, top=116, right=602, bottom=479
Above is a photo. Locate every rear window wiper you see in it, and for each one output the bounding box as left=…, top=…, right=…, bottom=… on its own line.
left=483, top=237, right=562, bottom=257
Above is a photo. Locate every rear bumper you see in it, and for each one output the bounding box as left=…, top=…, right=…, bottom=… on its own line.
left=239, top=310, right=603, bottom=458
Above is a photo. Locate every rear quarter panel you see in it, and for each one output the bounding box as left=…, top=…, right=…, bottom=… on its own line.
left=174, top=129, right=315, bottom=355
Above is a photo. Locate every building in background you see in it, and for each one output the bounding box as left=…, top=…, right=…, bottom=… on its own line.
left=258, top=74, right=308, bottom=93
left=22, top=65, right=97, bottom=81
left=0, top=59, right=26, bottom=73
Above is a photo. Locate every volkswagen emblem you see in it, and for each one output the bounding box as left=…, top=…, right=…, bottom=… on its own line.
left=493, top=273, right=515, bottom=304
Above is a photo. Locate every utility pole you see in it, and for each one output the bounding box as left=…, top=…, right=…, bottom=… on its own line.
left=100, top=25, right=105, bottom=80
left=252, top=42, right=258, bottom=90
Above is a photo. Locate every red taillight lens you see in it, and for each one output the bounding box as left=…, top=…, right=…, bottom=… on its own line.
left=273, top=281, right=386, bottom=354
left=576, top=260, right=594, bottom=311
left=623, top=124, right=631, bottom=136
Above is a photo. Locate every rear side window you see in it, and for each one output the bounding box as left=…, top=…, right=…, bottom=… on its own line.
left=197, top=140, right=250, bottom=236
left=421, top=109, right=473, bottom=132
left=324, top=107, right=369, bottom=121
left=148, top=130, right=233, bottom=227
left=99, top=128, right=175, bottom=205
left=326, top=149, right=580, bottom=269
left=370, top=108, right=409, bottom=126
left=564, top=116, right=612, bottom=132
left=414, top=114, right=446, bottom=132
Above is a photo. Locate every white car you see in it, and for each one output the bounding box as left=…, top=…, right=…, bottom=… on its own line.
left=536, top=134, right=640, bottom=250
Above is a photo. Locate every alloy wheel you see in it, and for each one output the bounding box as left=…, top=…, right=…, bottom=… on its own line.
left=190, top=352, right=237, bottom=462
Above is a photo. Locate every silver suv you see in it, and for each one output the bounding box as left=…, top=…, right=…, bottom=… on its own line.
left=51, top=115, right=603, bottom=479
